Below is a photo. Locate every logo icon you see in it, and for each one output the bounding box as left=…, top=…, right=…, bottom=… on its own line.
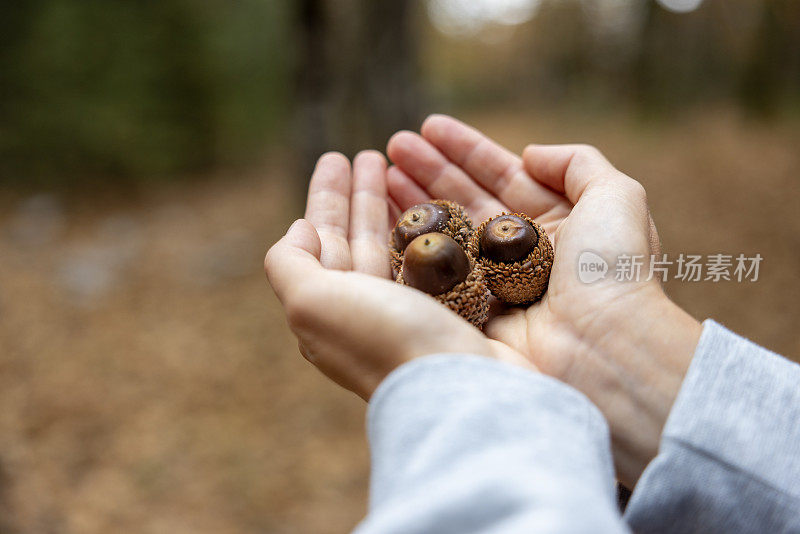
left=578, top=251, right=608, bottom=284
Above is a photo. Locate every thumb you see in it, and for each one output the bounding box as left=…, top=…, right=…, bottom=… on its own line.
left=487, top=340, right=538, bottom=372
left=264, top=219, right=323, bottom=303
left=523, top=144, right=645, bottom=207
left=524, top=143, right=651, bottom=235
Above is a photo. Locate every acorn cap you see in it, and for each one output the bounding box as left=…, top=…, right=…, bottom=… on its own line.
left=469, top=212, right=554, bottom=305
left=390, top=199, right=473, bottom=275
left=397, top=261, right=490, bottom=330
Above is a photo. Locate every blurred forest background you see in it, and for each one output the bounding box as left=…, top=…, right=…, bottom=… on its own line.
left=0, top=0, right=798, bottom=533
left=2, top=0, right=799, bottom=183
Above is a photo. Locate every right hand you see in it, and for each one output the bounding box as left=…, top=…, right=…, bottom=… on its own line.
left=386, top=115, right=702, bottom=486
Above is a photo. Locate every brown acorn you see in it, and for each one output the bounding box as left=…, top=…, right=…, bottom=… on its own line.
left=390, top=200, right=473, bottom=275
left=469, top=213, right=554, bottom=305
left=397, top=232, right=489, bottom=329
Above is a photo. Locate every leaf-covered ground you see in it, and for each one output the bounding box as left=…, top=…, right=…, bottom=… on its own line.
left=0, top=108, right=797, bottom=533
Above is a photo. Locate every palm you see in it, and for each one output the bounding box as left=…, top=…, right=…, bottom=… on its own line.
left=385, top=115, right=656, bottom=373
left=279, top=150, right=530, bottom=398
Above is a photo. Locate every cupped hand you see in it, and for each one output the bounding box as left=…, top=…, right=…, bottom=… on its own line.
left=265, top=151, right=531, bottom=401
left=386, top=115, right=701, bottom=486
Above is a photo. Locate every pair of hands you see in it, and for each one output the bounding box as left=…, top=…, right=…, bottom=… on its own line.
left=265, top=115, right=701, bottom=487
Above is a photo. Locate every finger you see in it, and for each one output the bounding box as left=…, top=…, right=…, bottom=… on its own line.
left=421, top=114, right=564, bottom=217
left=484, top=309, right=529, bottom=357
left=388, top=197, right=403, bottom=229
left=264, top=219, right=323, bottom=303
left=522, top=144, right=619, bottom=205
left=387, top=165, right=430, bottom=211
left=524, top=144, right=653, bottom=264
left=304, top=152, right=353, bottom=270
left=387, top=131, right=507, bottom=222
left=487, top=340, right=537, bottom=372
left=350, top=150, right=392, bottom=278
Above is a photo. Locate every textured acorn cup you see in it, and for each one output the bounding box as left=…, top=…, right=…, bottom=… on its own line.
left=397, top=233, right=490, bottom=329
left=469, top=213, right=554, bottom=305
left=390, top=199, right=473, bottom=274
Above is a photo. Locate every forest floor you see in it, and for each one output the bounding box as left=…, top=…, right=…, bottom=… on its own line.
left=0, top=106, right=798, bottom=533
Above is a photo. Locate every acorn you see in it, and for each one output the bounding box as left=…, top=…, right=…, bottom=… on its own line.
left=469, top=213, right=554, bottom=305
left=397, top=232, right=489, bottom=329
left=390, top=200, right=473, bottom=274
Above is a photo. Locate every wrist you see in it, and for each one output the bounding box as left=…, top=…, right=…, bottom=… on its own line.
left=579, top=284, right=702, bottom=486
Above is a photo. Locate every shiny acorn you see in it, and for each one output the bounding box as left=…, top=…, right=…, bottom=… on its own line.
left=479, top=214, right=539, bottom=264
left=470, top=213, right=554, bottom=305
left=393, top=203, right=451, bottom=252
left=397, top=232, right=489, bottom=328
left=402, top=233, right=470, bottom=295
left=390, top=199, right=473, bottom=275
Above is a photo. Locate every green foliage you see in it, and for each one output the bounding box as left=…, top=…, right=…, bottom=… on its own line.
left=0, top=0, right=291, bottom=183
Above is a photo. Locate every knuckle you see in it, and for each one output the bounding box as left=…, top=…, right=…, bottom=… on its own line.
left=522, top=144, right=536, bottom=158
left=609, top=175, right=648, bottom=209
left=623, top=177, right=647, bottom=200
left=570, top=144, right=609, bottom=170
left=576, top=144, right=603, bottom=159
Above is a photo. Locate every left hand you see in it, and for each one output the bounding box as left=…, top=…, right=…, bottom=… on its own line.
left=265, top=151, right=531, bottom=400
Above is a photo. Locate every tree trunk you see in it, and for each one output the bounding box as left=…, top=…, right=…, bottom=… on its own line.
left=294, top=0, right=333, bottom=181
left=358, top=0, right=423, bottom=150
left=293, top=0, right=423, bottom=188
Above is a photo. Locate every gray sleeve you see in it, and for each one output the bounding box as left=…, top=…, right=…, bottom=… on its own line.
left=625, top=320, right=800, bottom=533
left=355, top=354, right=630, bottom=534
